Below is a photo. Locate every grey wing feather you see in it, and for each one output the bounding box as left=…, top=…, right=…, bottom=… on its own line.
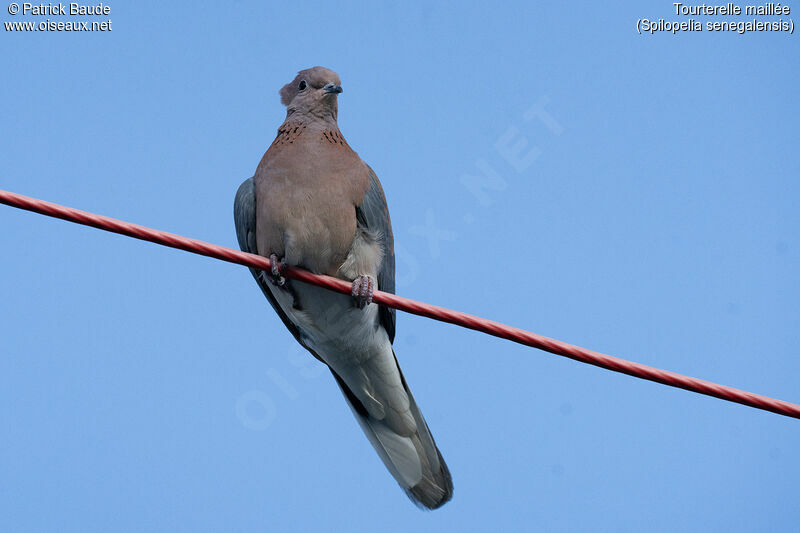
left=233, top=177, right=306, bottom=346
left=356, top=166, right=396, bottom=343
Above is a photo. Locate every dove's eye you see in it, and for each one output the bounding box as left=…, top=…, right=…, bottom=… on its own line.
left=298, top=80, right=307, bottom=91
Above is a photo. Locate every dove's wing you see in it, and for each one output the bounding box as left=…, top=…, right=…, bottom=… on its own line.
left=355, top=166, right=396, bottom=342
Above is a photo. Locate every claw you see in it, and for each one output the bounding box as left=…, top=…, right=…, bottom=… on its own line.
left=351, top=275, right=375, bottom=309
left=268, top=254, right=286, bottom=286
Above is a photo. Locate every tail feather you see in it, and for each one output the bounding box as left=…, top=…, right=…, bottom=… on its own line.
left=331, top=368, right=453, bottom=509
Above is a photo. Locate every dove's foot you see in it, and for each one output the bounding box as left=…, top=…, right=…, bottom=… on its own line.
left=351, top=275, right=375, bottom=309
left=268, top=254, right=286, bottom=287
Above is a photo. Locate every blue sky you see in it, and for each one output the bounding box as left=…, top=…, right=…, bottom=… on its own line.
left=1, top=1, right=798, bottom=531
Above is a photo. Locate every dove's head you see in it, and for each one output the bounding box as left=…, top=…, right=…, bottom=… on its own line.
left=280, top=66, right=342, bottom=122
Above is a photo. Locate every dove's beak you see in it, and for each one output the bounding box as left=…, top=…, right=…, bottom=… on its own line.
left=323, top=83, right=343, bottom=94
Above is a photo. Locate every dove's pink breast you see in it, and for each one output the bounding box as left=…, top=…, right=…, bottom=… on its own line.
left=253, top=122, right=370, bottom=277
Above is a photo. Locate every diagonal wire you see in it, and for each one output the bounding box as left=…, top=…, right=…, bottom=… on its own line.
left=2, top=188, right=798, bottom=420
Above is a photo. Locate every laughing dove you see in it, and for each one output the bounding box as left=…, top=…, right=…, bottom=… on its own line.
left=233, top=67, right=453, bottom=509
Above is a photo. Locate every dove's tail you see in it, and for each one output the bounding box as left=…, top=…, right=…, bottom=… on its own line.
left=330, top=363, right=453, bottom=510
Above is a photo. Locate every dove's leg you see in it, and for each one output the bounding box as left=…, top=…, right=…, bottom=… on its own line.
left=268, top=253, right=286, bottom=286
left=351, top=275, right=375, bottom=308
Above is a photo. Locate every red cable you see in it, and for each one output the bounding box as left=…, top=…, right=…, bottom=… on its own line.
left=2, top=188, right=799, bottom=420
